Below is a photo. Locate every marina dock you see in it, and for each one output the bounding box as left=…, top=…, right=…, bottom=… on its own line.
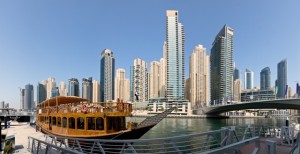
left=1, top=123, right=299, bottom=153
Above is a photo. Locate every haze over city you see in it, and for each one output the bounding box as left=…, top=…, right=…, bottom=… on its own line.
left=0, top=0, right=299, bottom=109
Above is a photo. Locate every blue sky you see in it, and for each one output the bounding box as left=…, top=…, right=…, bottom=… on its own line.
left=0, top=0, right=299, bottom=109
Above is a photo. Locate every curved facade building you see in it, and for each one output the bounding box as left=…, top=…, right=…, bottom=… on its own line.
left=24, top=84, right=34, bottom=111
left=260, top=67, right=271, bottom=90
left=244, top=69, right=254, bottom=90
left=277, top=59, right=287, bottom=98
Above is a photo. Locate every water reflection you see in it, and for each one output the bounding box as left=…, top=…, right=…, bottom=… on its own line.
left=125, top=117, right=300, bottom=139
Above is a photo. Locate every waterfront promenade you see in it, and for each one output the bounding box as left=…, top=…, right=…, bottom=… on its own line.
left=5, top=124, right=45, bottom=153
left=3, top=123, right=299, bottom=153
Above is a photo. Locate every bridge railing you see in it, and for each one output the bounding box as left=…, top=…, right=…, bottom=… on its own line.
left=27, top=125, right=268, bottom=154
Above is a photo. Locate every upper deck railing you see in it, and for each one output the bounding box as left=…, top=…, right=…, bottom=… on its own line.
left=39, top=102, right=132, bottom=115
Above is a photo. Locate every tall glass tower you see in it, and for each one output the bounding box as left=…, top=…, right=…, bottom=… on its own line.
left=210, top=25, right=234, bottom=103
left=244, top=69, right=254, bottom=90
left=233, top=67, right=240, bottom=81
left=37, top=82, right=46, bottom=104
left=260, top=67, right=271, bottom=90
left=166, top=10, right=185, bottom=100
left=68, top=78, right=79, bottom=96
left=100, top=49, right=115, bottom=102
left=277, top=59, right=287, bottom=98
left=24, top=84, right=34, bottom=112
left=82, top=77, right=93, bottom=101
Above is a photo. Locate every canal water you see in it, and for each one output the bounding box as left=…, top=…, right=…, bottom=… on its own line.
left=127, top=117, right=300, bottom=139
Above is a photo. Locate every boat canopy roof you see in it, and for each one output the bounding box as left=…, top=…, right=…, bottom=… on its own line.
left=37, top=96, right=89, bottom=107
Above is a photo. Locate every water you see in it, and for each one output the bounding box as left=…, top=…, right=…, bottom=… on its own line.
left=127, top=117, right=300, bottom=139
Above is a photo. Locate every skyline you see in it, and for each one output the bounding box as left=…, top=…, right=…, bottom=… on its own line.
left=1, top=1, right=300, bottom=109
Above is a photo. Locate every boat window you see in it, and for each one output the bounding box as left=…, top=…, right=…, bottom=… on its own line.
left=96, top=117, right=104, bottom=130
left=57, top=117, right=61, bottom=127
left=107, top=117, right=113, bottom=130
left=63, top=117, right=67, bottom=128
left=52, top=117, right=56, bottom=126
left=69, top=117, right=75, bottom=129
left=87, top=117, right=95, bottom=130
left=77, top=117, right=84, bottom=130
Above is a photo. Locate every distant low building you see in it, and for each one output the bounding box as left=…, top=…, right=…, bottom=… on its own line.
left=241, top=89, right=275, bottom=102
left=148, top=98, right=192, bottom=115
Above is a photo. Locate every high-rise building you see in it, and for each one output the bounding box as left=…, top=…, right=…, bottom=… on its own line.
left=115, top=68, right=130, bottom=102
left=130, top=58, right=148, bottom=102
left=184, top=78, right=190, bottom=101
left=260, top=67, right=271, bottom=90
left=234, top=67, right=240, bottom=81
left=166, top=10, right=185, bottom=100
left=100, top=49, right=115, bottom=102
left=244, top=69, right=254, bottom=90
left=277, top=59, right=287, bottom=98
left=51, top=87, right=59, bottom=97
left=68, top=78, right=80, bottom=97
left=47, top=77, right=56, bottom=99
left=159, top=42, right=167, bottom=98
left=37, top=82, right=47, bottom=104
left=149, top=61, right=160, bottom=99
left=82, top=77, right=93, bottom=101
left=59, top=81, right=67, bottom=96
left=20, top=88, right=25, bottom=110
left=24, top=84, right=34, bottom=111
left=233, top=79, right=241, bottom=102
left=210, top=24, right=234, bottom=103
left=92, top=80, right=100, bottom=102
left=189, top=45, right=210, bottom=108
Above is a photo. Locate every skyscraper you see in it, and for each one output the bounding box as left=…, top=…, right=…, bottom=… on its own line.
left=189, top=45, right=210, bottom=108
left=82, top=77, right=93, bottom=101
left=159, top=42, right=167, bottom=98
left=68, top=78, right=79, bottom=97
left=115, top=68, right=130, bottom=102
left=149, top=61, right=160, bottom=99
left=92, top=80, right=100, bottom=102
left=59, top=81, right=67, bottom=96
left=100, top=49, right=115, bottom=102
left=277, top=59, right=287, bottom=98
left=210, top=25, right=234, bottom=103
left=233, top=79, right=241, bottom=102
left=130, top=58, right=148, bottom=102
left=24, top=84, right=34, bottom=111
left=20, top=88, right=25, bottom=110
left=260, top=67, right=271, bottom=90
left=166, top=10, right=185, bottom=100
left=47, top=77, right=56, bottom=99
left=37, top=82, right=46, bottom=104
left=244, top=69, right=254, bottom=90
left=234, top=67, right=240, bottom=81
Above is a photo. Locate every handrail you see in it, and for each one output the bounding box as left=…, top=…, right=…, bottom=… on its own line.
left=27, top=136, right=82, bottom=154
left=28, top=124, right=295, bottom=153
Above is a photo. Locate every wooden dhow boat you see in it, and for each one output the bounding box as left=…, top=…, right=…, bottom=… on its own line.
left=36, top=96, right=174, bottom=140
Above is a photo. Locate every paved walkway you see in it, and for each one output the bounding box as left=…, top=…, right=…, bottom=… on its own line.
left=5, top=124, right=45, bottom=153
left=240, top=137, right=293, bottom=154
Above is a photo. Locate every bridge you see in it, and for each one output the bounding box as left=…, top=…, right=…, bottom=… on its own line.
left=194, top=98, right=300, bottom=115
